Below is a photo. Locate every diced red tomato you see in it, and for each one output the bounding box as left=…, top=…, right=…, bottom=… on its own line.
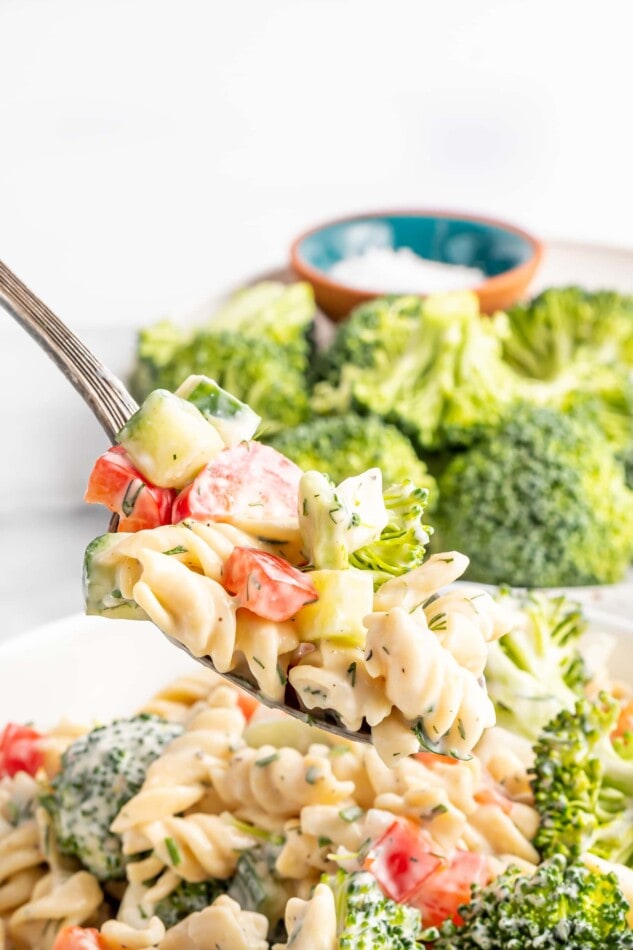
left=235, top=690, right=261, bottom=722
left=172, top=442, right=302, bottom=525
left=223, top=547, right=318, bottom=622
left=52, top=926, right=107, bottom=949
left=85, top=446, right=175, bottom=532
left=409, top=850, right=490, bottom=928
left=0, top=723, right=44, bottom=778
left=365, top=818, right=443, bottom=903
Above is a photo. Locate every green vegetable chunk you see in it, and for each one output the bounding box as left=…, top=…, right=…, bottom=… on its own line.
left=83, top=533, right=147, bottom=619
left=350, top=480, right=432, bottom=587
left=532, top=693, right=633, bottom=865
left=312, top=292, right=517, bottom=451
left=422, top=856, right=633, bottom=949
left=154, top=879, right=227, bottom=928
left=117, top=389, right=224, bottom=488
left=175, top=375, right=261, bottom=445
left=227, top=841, right=291, bottom=932
left=325, top=869, right=422, bottom=949
left=434, top=403, right=633, bottom=587
left=484, top=590, right=588, bottom=742
left=504, top=286, right=633, bottom=380
left=43, top=716, right=182, bottom=880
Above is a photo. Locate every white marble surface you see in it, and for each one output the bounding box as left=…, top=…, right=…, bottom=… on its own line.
left=2, top=0, right=633, bottom=642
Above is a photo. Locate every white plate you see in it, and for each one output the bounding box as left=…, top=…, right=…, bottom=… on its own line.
left=0, top=614, right=197, bottom=726
left=1, top=608, right=633, bottom=728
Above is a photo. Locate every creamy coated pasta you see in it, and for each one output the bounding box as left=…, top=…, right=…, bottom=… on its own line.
left=2, top=604, right=633, bottom=948
left=82, top=379, right=512, bottom=766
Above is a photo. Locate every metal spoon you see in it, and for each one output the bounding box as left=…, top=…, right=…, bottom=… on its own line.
left=0, top=259, right=371, bottom=744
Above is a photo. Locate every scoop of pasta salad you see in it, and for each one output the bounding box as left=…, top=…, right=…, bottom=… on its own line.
left=81, top=376, right=509, bottom=766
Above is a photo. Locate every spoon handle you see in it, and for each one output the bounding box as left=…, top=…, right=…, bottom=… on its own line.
left=0, top=260, right=138, bottom=441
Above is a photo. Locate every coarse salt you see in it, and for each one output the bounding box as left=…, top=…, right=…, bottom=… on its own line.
left=329, top=246, right=485, bottom=294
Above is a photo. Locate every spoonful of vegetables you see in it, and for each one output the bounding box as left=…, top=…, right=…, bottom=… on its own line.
left=0, top=258, right=505, bottom=764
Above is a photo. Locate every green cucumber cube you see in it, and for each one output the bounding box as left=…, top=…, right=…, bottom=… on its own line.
left=175, top=375, right=261, bottom=445
left=117, top=389, right=224, bottom=488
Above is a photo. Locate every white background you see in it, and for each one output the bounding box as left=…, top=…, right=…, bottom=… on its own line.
left=1, top=0, right=632, bottom=640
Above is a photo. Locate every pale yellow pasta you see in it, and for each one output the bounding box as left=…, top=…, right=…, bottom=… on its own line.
left=0, top=775, right=45, bottom=919
left=207, top=743, right=355, bottom=828
left=159, top=895, right=269, bottom=950
left=475, top=725, right=536, bottom=801
left=138, top=668, right=222, bottom=722
left=273, top=882, right=337, bottom=950
left=275, top=805, right=366, bottom=881
left=101, top=915, right=165, bottom=950
left=8, top=870, right=103, bottom=949
left=289, top=642, right=391, bottom=732
left=113, top=684, right=252, bottom=883
left=234, top=613, right=299, bottom=703
left=365, top=606, right=496, bottom=757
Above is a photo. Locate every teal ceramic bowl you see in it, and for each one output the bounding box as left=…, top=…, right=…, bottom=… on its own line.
left=290, top=210, right=543, bottom=320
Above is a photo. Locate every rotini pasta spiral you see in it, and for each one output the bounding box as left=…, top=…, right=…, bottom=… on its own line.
left=272, top=882, right=337, bottom=950
left=207, top=743, right=355, bottom=828
left=159, top=894, right=269, bottom=950
left=7, top=870, right=103, bottom=949
left=113, top=684, right=253, bottom=883
left=138, top=669, right=222, bottom=723
left=0, top=775, right=45, bottom=920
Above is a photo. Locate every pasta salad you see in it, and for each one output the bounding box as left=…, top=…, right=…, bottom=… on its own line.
left=2, top=616, right=633, bottom=949
left=3, top=376, right=633, bottom=946
left=82, top=376, right=507, bottom=764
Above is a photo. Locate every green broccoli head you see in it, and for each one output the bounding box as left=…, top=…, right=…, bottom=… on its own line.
left=484, top=591, right=588, bottom=741
left=130, top=282, right=315, bottom=433
left=434, top=403, right=633, bottom=587
left=350, top=480, right=432, bottom=586
left=422, top=856, right=633, bottom=948
left=312, top=292, right=517, bottom=451
left=503, top=286, right=633, bottom=380
left=326, top=869, right=423, bottom=949
left=43, top=716, right=182, bottom=880
left=154, top=879, right=227, bottom=928
left=265, top=413, right=437, bottom=502
left=532, top=693, right=633, bottom=866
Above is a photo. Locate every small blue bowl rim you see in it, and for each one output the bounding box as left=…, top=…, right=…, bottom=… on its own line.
left=291, top=209, right=542, bottom=296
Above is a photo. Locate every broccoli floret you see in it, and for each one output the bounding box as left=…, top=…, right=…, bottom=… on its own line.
left=326, top=869, right=423, bottom=948
left=484, top=591, right=588, bottom=741
left=350, top=480, right=432, bottom=586
left=227, top=839, right=290, bottom=933
left=434, top=403, right=633, bottom=587
left=299, top=468, right=389, bottom=570
left=298, top=469, right=431, bottom=586
left=130, top=282, right=315, bottom=433
left=502, top=287, right=633, bottom=489
left=312, top=292, right=517, bottom=451
left=155, top=879, right=227, bottom=928
left=422, top=855, right=633, bottom=948
left=43, top=716, right=182, bottom=879
left=503, top=286, right=633, bottom=379
left=265, top=413, right=437, bottom=502
left=532, top=694, right=633, bottom=865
